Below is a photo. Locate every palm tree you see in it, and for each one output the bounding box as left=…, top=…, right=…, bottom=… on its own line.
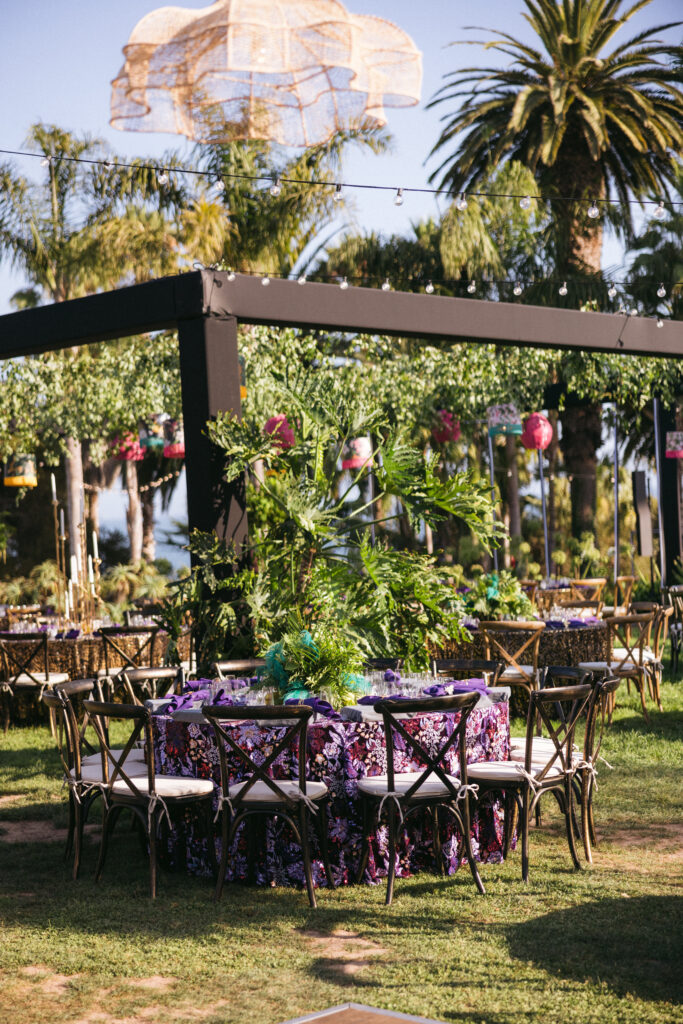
left=428, top=0, right=683, bottom=536
left=628, top=164, right=683, bottom=319
left=428, top=0, right=683, bottom=274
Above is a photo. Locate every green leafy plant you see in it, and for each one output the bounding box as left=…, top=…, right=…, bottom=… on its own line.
left=464, top=571, right=535, bottom=620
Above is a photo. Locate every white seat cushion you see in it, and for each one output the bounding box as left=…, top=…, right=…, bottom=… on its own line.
left=111, top=775, right=214, bottom=798
left=357, top=770, right=460, bottom=800
left=228, top=779, right=328, bottom=803
left=13, top=672, right=70, bottom=687
left=612, top=647, right=655, bottom=663
left=71, top=761, right=147, bottom=783
left=578, top=660, right=638, bottom=673
left=82, top=748, right=146, bottom=767
left=468, top=761, right=563, bottom=783
left=500, top=665, right=534, bottom=678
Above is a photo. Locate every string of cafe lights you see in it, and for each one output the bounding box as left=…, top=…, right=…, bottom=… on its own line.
left=3, top=146, right=679, bottom=320
left=2, top=145, right=682, bottom=217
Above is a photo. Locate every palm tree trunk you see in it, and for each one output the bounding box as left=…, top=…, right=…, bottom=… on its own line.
left=505, top=434, right=521, bottom=541
left=142, top=489, right=156, bottom=562
left=560, top=405, right=603, bottom=539
left=546, top=411, right=559, bottom=553
left=124, top=461, right=143, bottom=563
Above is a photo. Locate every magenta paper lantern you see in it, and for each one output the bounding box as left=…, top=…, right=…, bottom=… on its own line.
left=264, top=414, right=295, bottom=451
left=341, top=436, right=373, bottom=470
left=521, top=413, right=553, bottom=451
left=665, top=432, right=683, bottom=458
left=432, top=410, right=461, bottom=445
left=112, top=434, right=145, bottom=461
left=163, top=418, right=185, bottom=459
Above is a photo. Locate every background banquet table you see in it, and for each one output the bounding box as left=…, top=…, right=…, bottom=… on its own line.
left=0, top=628, right=191, bottom=678
left=152, top=699, right=510, bottom=888
left=433, top=621, right=608, bottom=668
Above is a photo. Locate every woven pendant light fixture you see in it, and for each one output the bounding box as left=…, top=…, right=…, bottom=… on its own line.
left=110, top=0, right=422, bottom=147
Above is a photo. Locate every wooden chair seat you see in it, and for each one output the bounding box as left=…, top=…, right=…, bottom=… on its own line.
left=12, top=671, right=69, bottom=687
left=110, top=775, right=214, bottom=799
left=228, top=779, right=328, bottom=803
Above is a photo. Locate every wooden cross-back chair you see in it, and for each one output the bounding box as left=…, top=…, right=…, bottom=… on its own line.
left=83, top=699, right=215, bottom=898
left=98, top=625, right=161, bottom=681
left=211, top=658, right=266, bottom=680
left=519, top=579, right=538, bottom=605
left=469, top=682, right=593, bottom=881
left=664, top=585, right=683, bottom=676
left=363, top=657, right=404, bottom=672
left=578, top=612, right=656, bottom=722
left=478, top=621, right=545, bottom=706
left=570, top=578, right=607, bottom=602
left=0, top=632, right=69, bottom=733
left=355, top=691, right=484, bottom=905
left=576, top=676, right=622, bottom=863
left=203, top=703, right=334, bottom=908
left=118, top=666, right=184, bottom=706
left=430, top=657, right=503, bottom=685
left=552, top=597, right=604, bottom=616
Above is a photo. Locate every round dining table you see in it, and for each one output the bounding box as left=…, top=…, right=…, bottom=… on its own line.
left=434, top=620, right=608, bottom=668
left=152, top=696, right=511, bottom=888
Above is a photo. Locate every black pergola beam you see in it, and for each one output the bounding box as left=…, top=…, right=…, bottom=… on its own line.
left=0, top=272, right=206, bottom=357
left=209, top=272, right=683, bottom=358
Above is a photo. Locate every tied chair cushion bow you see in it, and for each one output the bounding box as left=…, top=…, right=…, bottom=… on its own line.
left=202, top=703, right=335, bottom=909
left=355, top=690, right=485, bottom=905
left=82, top=699, right=216, bottom=898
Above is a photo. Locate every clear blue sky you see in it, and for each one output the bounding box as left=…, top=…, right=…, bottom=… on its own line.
left=1, top=0, right=681, bottom=313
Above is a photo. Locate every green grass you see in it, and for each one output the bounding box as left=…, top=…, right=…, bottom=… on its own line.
left=1, top=680, right=682, bottom=1024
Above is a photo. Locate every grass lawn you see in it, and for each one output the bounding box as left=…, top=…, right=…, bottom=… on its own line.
left=0, top=678, right=681, bottom=1024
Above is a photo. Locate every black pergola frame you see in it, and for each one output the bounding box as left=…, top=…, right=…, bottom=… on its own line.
left=1, top=269, right=681, bottom=579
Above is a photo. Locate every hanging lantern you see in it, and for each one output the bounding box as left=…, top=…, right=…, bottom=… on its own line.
left=239, top=354, right=247, bottom=401
left=432, top=410, right=461, bottom=445
left=4, top=454, right=37, bottom=487
left=111, top=434, right=145, bottom=461
left=666, top=432, right=683, bottom=458
left=487, top=404, right=522, bottom=436
left=139, top=413, right=168, bottom=449
left=264, top=414, right=295, bottom=451
left=163, top=419, right=185, bottom=459
left=521, top=413, right=553, bottom=451
left=341, top=437, right=373, bottom=470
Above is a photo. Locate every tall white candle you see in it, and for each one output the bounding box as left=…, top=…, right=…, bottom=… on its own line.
left=88, top=555, right=94, bottom=583
left=80, top=488, right=85, bottom=524
left=64, top=590, right=70, bottom=619
left=70, top=555, right=79, bottom=581
left=59, top=508, right=65, bottom=538
left=50, top=473, right=57, bottom=502
left=92, top=531, right=99, bottom=561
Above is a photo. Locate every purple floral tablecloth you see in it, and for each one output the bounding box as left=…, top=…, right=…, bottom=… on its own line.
left=152, top=702, right=510, bottom=888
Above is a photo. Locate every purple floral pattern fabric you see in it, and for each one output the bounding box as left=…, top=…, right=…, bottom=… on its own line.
left=152, top=704, right=509, bottom=887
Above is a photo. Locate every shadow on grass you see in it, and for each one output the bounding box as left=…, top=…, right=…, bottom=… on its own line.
left=506, top=895, right=683, bottom=1004
left=608, top=707, right=683, bottom=741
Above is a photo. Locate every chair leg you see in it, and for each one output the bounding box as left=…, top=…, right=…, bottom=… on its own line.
left=636, top=674, right=651, bottom=724
left=316, top=799, right=336, bottom=889
left=457, top=799, right=485, bottom=896
left=385, top=802, right=397, bottom=906
left=203, top=800, right=218, bottom=882
left=149, top=808, right=158, bottom=899
left=299, top=804, right=317, bottom=909
left=562, top=781, right=581, bottom=871
left=65, top=793, right=76, bottom=863
left=521, top=789, right=530, bottom=883
left=432, top=806, right=444, bottom=875
left=502, top=792, right=517, bottom=858
left=73, top=797, right=86, bottom=881
left=95, top=804, right=119, bottom=883
left=580, top=773, right=592, bottom=864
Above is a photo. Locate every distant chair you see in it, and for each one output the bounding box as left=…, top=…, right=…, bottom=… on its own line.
left=520, top=579, right=538, bottom=605
left=0, top=632, right=69, bottom=734
left=478, top=621, right=545, bottom=704
left=212, top=658, right=266, bottom=680
left=570, top=578, right=607, bottom=602
left=430, top=658, right=502, bottom=685
left=578, top=612, right=657, bottom=722
left=553, top=597, right=604, bottom=617
left=118, top=666, right=184, bottom=706
left=363, top=657, right=403, bottom=672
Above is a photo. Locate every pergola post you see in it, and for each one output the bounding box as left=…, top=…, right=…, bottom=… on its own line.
left=177, top=313, right=247, bottom=552
left=654, top=398, right=682, bottom=588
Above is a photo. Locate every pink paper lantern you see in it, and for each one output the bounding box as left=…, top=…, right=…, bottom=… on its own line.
left=432, top=410, right=461, bottom=444
left=665, top=432, right=683, bottom=458
left=521, top=413, right=553, bottom=451
left=163, top=418, right=185, bottom=459
left=264, top=414, right=295, bottom=451
left=112, top=434, right=145, bottom=461
left=342, top=436, right=373, bottom=470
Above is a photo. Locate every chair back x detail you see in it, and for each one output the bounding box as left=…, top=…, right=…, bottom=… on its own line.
left=479, top=621, right=545, bottom=696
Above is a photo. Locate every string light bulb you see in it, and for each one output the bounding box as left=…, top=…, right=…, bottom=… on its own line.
left=40, top=156, right=51, bottom=167
left=261, top=275, right=270, bottom=286
left=657, top=317, right=664, bottom=328
left=587, top=200, right=600, bottom=219
left=394, top=188, right=405, bottom=206
left=456, top=193, right=468, bottom=211
left=381, top=278, right=391, bottom=291
left=227, top=270, right=236, bottom=281
left=630, top=307, right=638, bottom=317
left=608, top=283, right=617, bottom=299
left=333, top=183, right=343, bottom=203
left=297, top=274, right=307, bottom=285
left=213, top=179, right=225, bottom=193
left=559, top=281, right=568, bottom=296
left=467, top=280, right=476, bottom=294
left=513, top=282, right=523, bottom=296
left=519, top=195, right=531, bottom=210
left=157, top=169, right=169, bottom=185
left=653, top=200, right=666, bottom=221
left=657, top=283, right=667, bottom=299
left=269, top=178, right=282, bottom=197
left=425, top=281, right=434, bottom=294
left=340, top=277, right=349, bottom=290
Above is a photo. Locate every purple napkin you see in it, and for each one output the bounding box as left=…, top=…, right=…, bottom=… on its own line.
left=384, top=669, right=401, bottom=684
left=165, top=689, right=210, bottom=711
left=184, top=678, right=213, bottom=691
left=222, top=676, right=253, bottom=691
left=423, top=678, right=490, bottom=697
left=544, top=619, right=565, bottom=630
left=568, top=618, right=590, bottom=628
left=284, top=697, right=341, bottom=719
left=358, top=693, right=411, bottom=705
